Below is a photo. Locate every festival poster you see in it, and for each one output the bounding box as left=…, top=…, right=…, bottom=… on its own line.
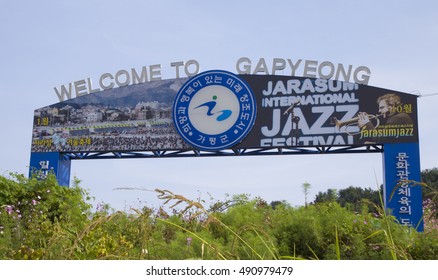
left=31, top=74, right=419, bottom=153
left=236, top=75, right=418, bottom=148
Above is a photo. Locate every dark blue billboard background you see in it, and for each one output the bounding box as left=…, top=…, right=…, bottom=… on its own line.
left=237, top=75, right=418, bottom=149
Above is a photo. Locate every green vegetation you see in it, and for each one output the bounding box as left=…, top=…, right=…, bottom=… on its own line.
left=0, top=172, right=437, bottom=260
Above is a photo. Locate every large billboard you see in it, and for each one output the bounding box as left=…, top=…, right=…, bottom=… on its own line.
left=31, top=73, right=418, bottom=153
left=29, top=70, right=424, bottom=231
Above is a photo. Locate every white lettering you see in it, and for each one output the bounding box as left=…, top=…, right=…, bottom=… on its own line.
left=184, top=60, right=200, bottom=77
left=74, top=79, right=87, bottom=97
left=149, top=64, right=162, bottom=81
left=236, top=57, right=251, bottom=74
left=303, top=60, right=318, bottom=78
left=53, top=58, right=371, bottom=101
left=261, top=109, right=281, bottom=136
left=87, top=78, right=100, bottom=94
left=260, top=135, right=350, bottom=147
left=287, top=80, right=301, bottom=94
left=99, top=73, right=114, bottom=90
left=254, top=58, right=269, bottom=75
left=235, top=57, right=371, bottom=84
left=115, top=70, right=130, bottom=87
left=287, top=59, right=302, bottom=76
left=132, top=66, right=148, bottom=84
left=272, top=58, right=286, bottom=74
left=54, top=84, right=73, bottom=102
left=171, top=61, right=185, bottom=78
left=335, top=64, right=352, bottom=82
left=354, top=66, right=371, bottom=84
left=310, top=106, right=335, bottom=134
left=262, top=78, right=360, bottom=97
left=262, top=81, right=273, bottom=96
left=318, top=61, right=335, bottom=80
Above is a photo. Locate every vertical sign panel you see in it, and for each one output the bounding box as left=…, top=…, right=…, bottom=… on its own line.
left=29, top=152, right=71, bottom=186
left=383, top=143, right=423, bottom=231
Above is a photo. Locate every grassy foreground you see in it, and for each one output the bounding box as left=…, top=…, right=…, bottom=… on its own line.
left=0, top=173, right=437, bottom=260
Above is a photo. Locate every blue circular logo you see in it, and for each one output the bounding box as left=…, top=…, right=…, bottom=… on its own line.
left=173, top=70, right=256, bottom=150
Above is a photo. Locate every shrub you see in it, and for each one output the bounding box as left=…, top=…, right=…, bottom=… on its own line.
left=1, top=174, right=437, bottom=260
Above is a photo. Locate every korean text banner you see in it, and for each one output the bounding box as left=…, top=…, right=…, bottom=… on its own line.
left=31, top=74, right=418, bottom=153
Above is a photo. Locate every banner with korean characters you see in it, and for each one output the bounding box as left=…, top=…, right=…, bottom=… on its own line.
left=29, top=152, right=71, bottom=186
left=383, top=143, right=423, bottom=231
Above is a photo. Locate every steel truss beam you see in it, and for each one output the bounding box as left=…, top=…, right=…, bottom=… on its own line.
left=62, top=145, right=383, bottom=160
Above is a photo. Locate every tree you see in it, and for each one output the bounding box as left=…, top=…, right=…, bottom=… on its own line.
left=302, top=182, right=311, bottom=207
left=421, top=168, right=438, bottom=200
left=421, top=168, right=438, bottom=216
left=338, top=186, right=381, bottom=213
left=313, top=188, right=338, bottom=204
left=270, top=200, right=287, bottom=209
left=313, top=186, right=381, bottom=213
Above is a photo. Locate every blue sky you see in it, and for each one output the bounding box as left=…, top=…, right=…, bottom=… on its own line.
left=1, top=1, right=437, bottom=211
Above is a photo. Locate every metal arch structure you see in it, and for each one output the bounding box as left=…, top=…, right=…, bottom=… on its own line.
left=28, top=73, right=423, bottom=231
left=61, top=144, right=383, bottom=160
left=51, top=142, right=422, bottom=233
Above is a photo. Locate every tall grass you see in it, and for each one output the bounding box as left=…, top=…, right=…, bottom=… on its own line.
left=1, top=173, right=437, bottom=259
left=154, top=189, right=279, bottom=260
